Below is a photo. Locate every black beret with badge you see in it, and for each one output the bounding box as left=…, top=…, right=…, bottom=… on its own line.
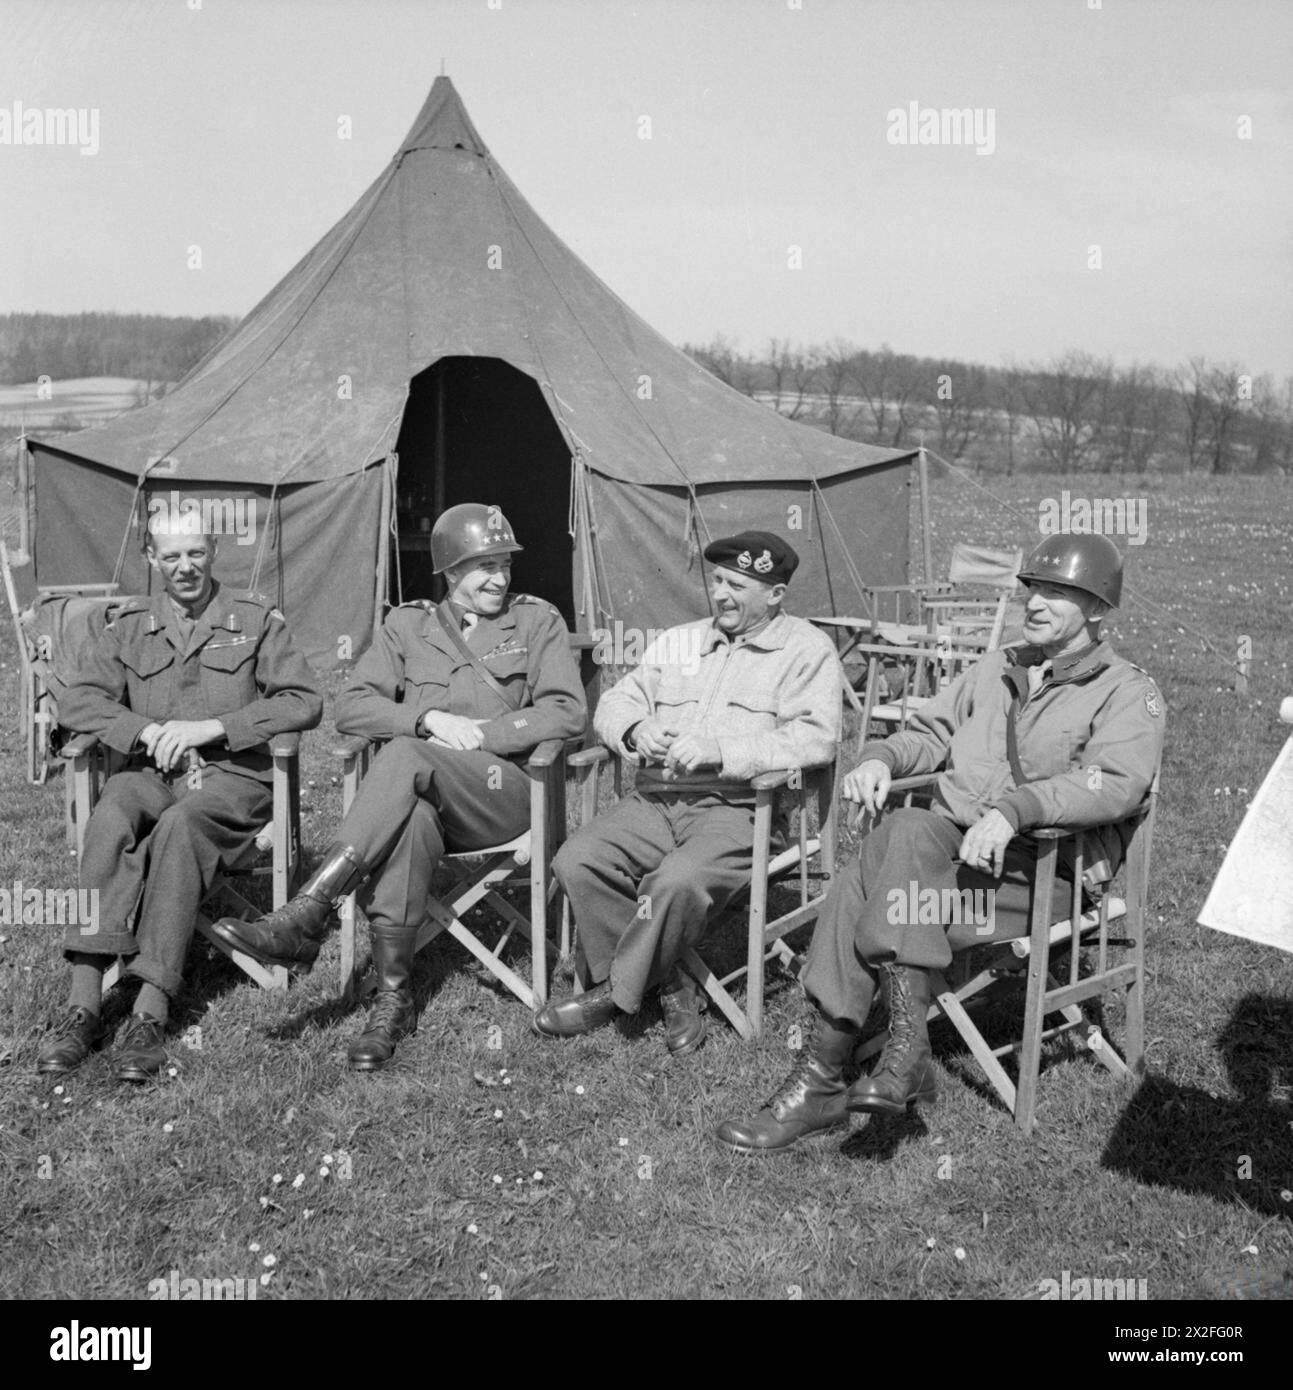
left=703, top=531, right=800, bottom=586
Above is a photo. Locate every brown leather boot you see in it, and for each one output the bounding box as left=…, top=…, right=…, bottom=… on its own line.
left=713, top=1012, right=857, bottom=1153
left=347, top=924, right=418, bottom=1071
left=846, top=965, right=936, bottom=1114
left=209, top=845, right=369, bottom=976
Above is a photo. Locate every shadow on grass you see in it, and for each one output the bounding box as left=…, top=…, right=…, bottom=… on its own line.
left=1101, top=994, right=1293, bottom=1223
left=839, top=1107, right=930, bottom=1160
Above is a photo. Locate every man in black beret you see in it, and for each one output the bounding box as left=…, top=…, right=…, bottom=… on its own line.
left=533, top=530, right=842, bottom=1055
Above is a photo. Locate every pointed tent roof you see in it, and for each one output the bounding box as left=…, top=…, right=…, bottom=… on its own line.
left=40, top=77, right=912, bottom=488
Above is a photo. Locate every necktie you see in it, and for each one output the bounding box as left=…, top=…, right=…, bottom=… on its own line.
left=460, top=611, right=478, bottom=638
left=1027, top=659, right=1052, bottom=697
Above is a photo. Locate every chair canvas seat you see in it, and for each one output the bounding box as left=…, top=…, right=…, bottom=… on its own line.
left=447, top=831, right=531, bottom=867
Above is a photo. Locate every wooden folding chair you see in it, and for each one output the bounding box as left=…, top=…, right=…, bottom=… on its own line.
left=921, top=543, right=1022, bottom=653
left=853, top=636, right=981, bottom=744
left=62, top=731, right=305, bottom=993
left=561, top=747, right=839, bottom=1041
left=855, top=770, right=1158, bottom=1134
left=1, top=539, right=122, bottom=799
left=334, top=734, right=573, bottom=1008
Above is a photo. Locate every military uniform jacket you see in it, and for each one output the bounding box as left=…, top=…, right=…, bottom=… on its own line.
left=860, top=639, right=1165, bottom=880
left=59, top=583, right=324, bottom=784
left=594, top=611, right=843, bottom=785
left=334, top=594, right=587, bottom=756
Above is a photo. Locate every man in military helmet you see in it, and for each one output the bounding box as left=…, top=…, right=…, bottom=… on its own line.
left=532, top=530, right=842, bottom=1055
left=37, top=517, right=323, bottom=1081
left=210, top=503, right=586, bottom=1070
left=715, top=531, right=1166, bottom=1152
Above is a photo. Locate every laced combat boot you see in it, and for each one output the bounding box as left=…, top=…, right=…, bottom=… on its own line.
left=347, top=924, right=418, bottom=1071
left=208, top=845, right=369, bottom=976
left=713, top=1012, right=857, bottom=1153
left=846, top=964, right=936, bottom=1114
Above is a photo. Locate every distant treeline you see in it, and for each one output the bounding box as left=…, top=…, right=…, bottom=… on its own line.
left=682, top=338, right=1293, bottom=477
left=0, top=312, right=236, bottom=389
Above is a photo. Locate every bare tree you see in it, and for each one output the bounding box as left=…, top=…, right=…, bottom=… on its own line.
left=1244, top=373, right=1292, bottom=474
left=1100, top=363, right=1170, bottom=474
left=1176, top=358, right=1212, bottom=474
left=820, top=338, right=861, bottom=436
left=852, top=346, right=919, bottom=446
left=1194, top=361, right=1246, bottom=474
left=995, top=359, right=1027, bottom=476
left=927, top=359, right=985, bottom=463
left=1021, top=351, right=1111, bottom=475
left=683, top=334, right=756, bottom=396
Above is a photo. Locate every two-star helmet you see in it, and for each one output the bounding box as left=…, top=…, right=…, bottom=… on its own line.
left=1017, top=532, right=1123, bottom=608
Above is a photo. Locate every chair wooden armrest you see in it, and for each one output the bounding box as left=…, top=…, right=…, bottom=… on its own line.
left=269, top=732, right=301, bottom=758
left=567, top=745, right=611, bottom=770
left=332, top=732, right=371, bottom=761
left=60, top=732, right=101, bottom=759
left=888, top=773, right=940, bottom=794
left=524, top=737, right=566, bottom=771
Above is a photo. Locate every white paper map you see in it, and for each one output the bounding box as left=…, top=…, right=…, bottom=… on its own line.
left=1198, top=728, right=1293, bottom=954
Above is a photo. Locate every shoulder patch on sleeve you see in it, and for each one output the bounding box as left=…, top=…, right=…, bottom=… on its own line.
left=1143, top=684, right=1163, bottom=718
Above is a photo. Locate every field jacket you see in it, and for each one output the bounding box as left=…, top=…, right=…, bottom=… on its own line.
left=860, top=639, right=1165, bottom=883
left=59, top=583, right=323, bottom=785
left=335, top=594, right=587, bottom=757
left=595, top=611, right=842, bottom=787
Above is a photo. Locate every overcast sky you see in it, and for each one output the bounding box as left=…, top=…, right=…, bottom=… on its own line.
left=1, top=0, right=1290, bottom=379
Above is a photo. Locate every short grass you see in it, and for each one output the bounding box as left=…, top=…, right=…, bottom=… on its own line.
left=1, top=470, right=1291, bottom=1301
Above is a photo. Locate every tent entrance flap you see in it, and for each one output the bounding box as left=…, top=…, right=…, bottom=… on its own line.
left=391, top=356, right=574, bottom=621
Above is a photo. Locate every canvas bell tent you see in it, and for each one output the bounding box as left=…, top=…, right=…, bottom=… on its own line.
left=26, top=77, right=917, bottom=667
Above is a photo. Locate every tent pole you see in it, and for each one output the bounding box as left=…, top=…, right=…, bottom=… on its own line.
left=17, top=430, right=30, bottom=563
left=576, top=458, right=597, bottom=633
left=434, top=367, right=446, bottom=519
left=375, top=454, right=394, bottom=636
left=917, top=446, right=934, bottom=587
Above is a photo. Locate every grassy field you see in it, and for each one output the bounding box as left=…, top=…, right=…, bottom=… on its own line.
left=1, top=469, right=1290, bottom=1302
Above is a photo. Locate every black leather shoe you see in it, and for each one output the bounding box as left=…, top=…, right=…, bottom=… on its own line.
left=347, top=989, right=417, bottom=1071
left=209, top=844, right=369, bottom=976
left=113, top=1014, right=168, bottom=1083
left=846, top=965, right=936, bottom=1114
left=532, top=980, right=619, bottom=1038
left=659, top=966, right=706, bottom=1056
left=36, top=1005, right=105, bottom=1075
left=714, top=1013, right=857, bottom=1153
